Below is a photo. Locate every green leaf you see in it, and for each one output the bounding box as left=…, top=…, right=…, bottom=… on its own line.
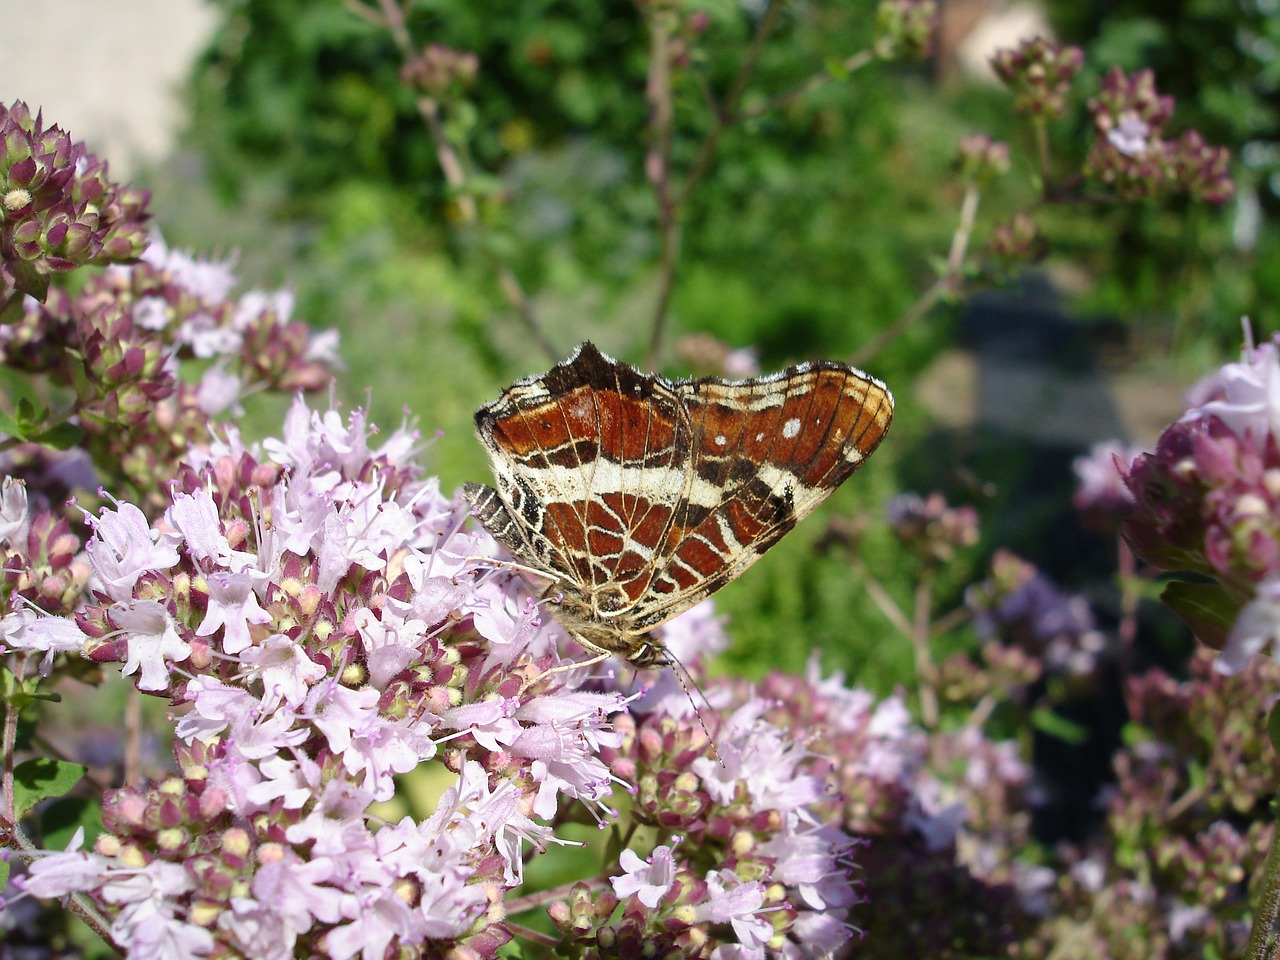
left=1268, top=701, right=1280, bottom=759
left=7, top=689, right=63, bottom=710
left=12, top=757, right=86, bottom=821
left=6, top=258, right=49, bottom=302
left=1031, top=708, right=1089, bottom=745
left=825, top=55, right=850, bottom=80
left=0, top=292, right=25, bottom=325
left=1160, top=579, right=1240, bottom=650
left=1186, top=758, right=1207, bottom=791
left=0, top=406, right=23, bottom=441
left=32, top=420, right=85, bottom=451
left=14, top=397, right=38, bottom=425
left=39, top=795, right=102, bottom=852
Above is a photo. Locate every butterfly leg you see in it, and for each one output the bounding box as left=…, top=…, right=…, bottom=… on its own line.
left=518, top=645, right=615, bottom=694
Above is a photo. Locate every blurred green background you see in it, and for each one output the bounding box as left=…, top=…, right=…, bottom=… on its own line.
left=132, top=0, right=1277, bottom=692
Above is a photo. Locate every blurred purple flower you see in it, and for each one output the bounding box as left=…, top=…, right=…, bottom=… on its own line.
left=1072, top=439, right=1143, bottom=524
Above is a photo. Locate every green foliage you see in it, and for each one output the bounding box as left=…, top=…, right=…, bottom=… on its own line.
left=1160, top=578, right=1240, bottom=651
left=1045, top=0, right=1280, bottom=343
left=12, top=757, right=86, bottom=824
left=163, top=0, right=1265, bottom=697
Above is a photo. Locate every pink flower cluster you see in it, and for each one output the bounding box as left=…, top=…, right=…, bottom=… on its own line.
left=0, top=100, right=150, bottom=299
left=1085, top=68, right=1234, bottom=204
left=990, top=37, right=1083, bottom=120
left=6, top=399, right=620, bottom=956
left=1124, top=334, right=1280, bottom=671
left=2, top=395, right=899, bottom=957
left=4, top=236, right=338, bottom=507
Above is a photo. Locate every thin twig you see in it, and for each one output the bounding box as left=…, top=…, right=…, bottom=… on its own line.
left=374, top=0, right=413, bottom=55
left=504, top=921, right=560, bottom=947
left=738, top=48, right=876, bottom=123
left=677, top=0, right=786, bottom=209
left=370, top=0, right=557, bottom=362
left=415, top=97, right=558, bottom=361
left=968, top=693, right=998, bottom=730
left=1032, top=116, right=1051, bottom=188
left=1, top=654, right=21, bottom=831
left=850, top=184, right=981, bottom=367
left=929, top=603, right=971, bottom=638
left=912, top=577, right=939, bottom=727
left=861, top=574, right=914, bottom=640
left=124, top=684, right=142, bottom=787
left=644, top=8, right=679, bottom=370
left=1166, top=783, right=1204, bottom=822
left=645, top=0, right=787, bottom=366
left=1116, top=535, right=1141, bottom=719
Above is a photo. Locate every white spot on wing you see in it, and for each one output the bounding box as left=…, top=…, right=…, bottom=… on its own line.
left=783, top=418, right=801, bottom=439
left=715, top=435, right=727, bottom=446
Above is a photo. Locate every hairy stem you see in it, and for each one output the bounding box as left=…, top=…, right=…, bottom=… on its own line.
left=1245, top=802, right=1280, bottom=960
left=647, top=0, right=786, bottom=367
left=738, top=48, right=876, bottom=123
left=1, top=655, right=20, bottom=832
left=366, top=0, right=557, bottom=362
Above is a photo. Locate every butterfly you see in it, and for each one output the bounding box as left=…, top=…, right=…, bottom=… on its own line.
left=464, top=342, right=893, bottom=668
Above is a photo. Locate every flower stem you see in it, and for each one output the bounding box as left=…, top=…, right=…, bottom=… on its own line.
left=1245, top=810, right=1280, bottom=960
left=506, top=876, right=610, bottom=917
left=912, top=576, right=939, bottom=728
left=850, top=185, right=980, bottom=366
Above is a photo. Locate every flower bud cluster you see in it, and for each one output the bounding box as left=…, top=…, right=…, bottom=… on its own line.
left=4, top=236, right=337, bottom=508
left=1085, top=68, right=1234, bottom=203
left=1123, top=335, right=1280, bottom=667
left=955, top=134, right=1011, bottom=189
left=0, top=100, right=150, bottom=297
left=758, top=660, right=1036, bottom=959
left=1028, top=650, right=1279, bottom=956
left=1073, top=439, right=1144, bottom=534
left=577, top=674, right=865, bottom=958
left=990, top=37, right=1083, bottom=120
left=401, top=44, right=480, bottom=98
left=987, top=212, right=1048, bottom=272
left=885, top=491, right=980, bottom=567
left=0, top=478, right=87, bottom=619
left=874, top=0, right=939, bottom=61
left=967, top=550, right=1107, bottom=681
left=589, top=654, right=1040, bottom=959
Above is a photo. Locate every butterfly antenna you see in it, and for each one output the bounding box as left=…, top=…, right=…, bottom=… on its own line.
left=660, top=648, right=724, bottom=768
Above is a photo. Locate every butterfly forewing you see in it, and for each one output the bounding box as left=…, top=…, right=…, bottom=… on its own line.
left=632, top=363, right=893, bottom=628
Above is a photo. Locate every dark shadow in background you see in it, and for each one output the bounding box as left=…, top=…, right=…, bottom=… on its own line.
left=898, top=274, right=1188, bottom=844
